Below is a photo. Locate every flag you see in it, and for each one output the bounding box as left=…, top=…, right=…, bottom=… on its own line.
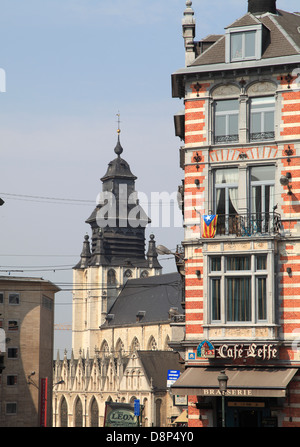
left=202, top=215, right=218, bottom=238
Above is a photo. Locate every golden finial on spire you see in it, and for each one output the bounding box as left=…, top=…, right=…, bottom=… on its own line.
left=116, top=112, right=121, bottom=135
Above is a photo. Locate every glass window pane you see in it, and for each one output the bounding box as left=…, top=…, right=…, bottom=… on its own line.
left=252, top=185, right=262, bottom=214
left=257, top=277, right=267, bottom=320
left=231, top=33, right=242, bottom=59
left=251, top=112, right=261, bottom=133
left=257, top=255, right=267, bottom=270
left=216, top=188, right=225, bottom=214
left=211, top=278, right=221, bottom=321
left=251, top=97, right=275, bottom=108
left=215, top=115, right=226, bottom=136
left=211, top=257, right=221, bottom=271
left=229, top=114, right=238, bottom=134
left=264, top=111, right=274, bottom=132
left=227, top=256, right=250, bottom=270
left=227, top=277, right=251, bottom=321
left=216, top=99, right=239, bottom=112
left=215, top=168, right=238, bottom=184
left=251, top=166, right=275, bottom=182
left=245, top=31, right=256, bottom=57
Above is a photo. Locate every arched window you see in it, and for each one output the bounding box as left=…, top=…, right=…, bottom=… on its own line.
left=130, top=337, right=140, bottom=353
left=74, top=397, right=83, bottom=427
left=90, top=397, right=99, bottom=427
left=100, top=340, right=110, bottom=357
left=60, top=396, right=68, bottom=427
left=107, top=269, right=117, bottom=286
left=115, top=338, right=125, bottom=356
left=147, top=336, right=157, bottom=351
left=155, top=398, right=162, bottom=427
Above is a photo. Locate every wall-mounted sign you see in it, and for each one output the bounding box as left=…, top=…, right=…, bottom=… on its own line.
left=196, top=340, right=215, bottom=358
left=167, top=369, right=181, bottom=387
left=216, top=343, right=278, bottom=361
left=104, top=402, right=138, bottom=427
left=195, top=341, right=278, bottom=361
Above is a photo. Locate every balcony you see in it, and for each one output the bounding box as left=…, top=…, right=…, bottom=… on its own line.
left=216, top=212, right=281, bottom=237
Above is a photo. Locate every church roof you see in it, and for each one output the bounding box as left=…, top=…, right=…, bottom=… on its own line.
left=101, top=136, right=137, bottom=182
left=103, top=272, right=183, bottom=327
left=137, top=350, right=184, bottom=391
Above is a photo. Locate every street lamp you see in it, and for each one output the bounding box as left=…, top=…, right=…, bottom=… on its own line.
left=218, top=370, right=228, bottom=427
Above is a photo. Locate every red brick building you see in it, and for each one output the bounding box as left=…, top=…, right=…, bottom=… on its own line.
left=171, top=0, right=300, bottom=427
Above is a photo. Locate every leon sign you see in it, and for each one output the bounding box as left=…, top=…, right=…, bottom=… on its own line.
left=104, top=402, right=138, bottom=427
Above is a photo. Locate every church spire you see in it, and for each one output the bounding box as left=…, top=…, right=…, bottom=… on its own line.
left=114, top=112, right=123, bottom=157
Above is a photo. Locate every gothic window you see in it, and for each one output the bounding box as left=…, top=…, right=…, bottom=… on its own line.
left=164, top=335, right=171, bottom=351
left=74, top=397, right=83, bottom=427
left=124, top=269, right=132, bottom=278
left=155, top=399, right=162, bottom=427
left=131, top=337, right=140, bottom=353
left=148, top=336, right=157, bottom=351
left=115, top=338, right=125, bottom=356
left=60, top=396, right=68, bottom=427
left=140, top=270, right=149, bottom=278
left=90, top=397, right=99, bottom=427
left=100, top=340, right=110, bottom=357
left=107, top=269, right=117, bottom=286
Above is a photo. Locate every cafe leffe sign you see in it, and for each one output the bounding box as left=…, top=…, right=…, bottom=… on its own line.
left=196, top=340, right=278, bottom=361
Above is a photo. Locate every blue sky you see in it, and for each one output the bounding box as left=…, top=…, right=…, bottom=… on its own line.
left=0, top=0, right=299, bottom=355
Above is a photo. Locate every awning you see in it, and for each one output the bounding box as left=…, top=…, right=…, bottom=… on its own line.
left=171, top=367, right=298, bottom=398
left=172, top=410, right=188, bottom=424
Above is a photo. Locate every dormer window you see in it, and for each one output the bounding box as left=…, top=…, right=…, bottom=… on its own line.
left=231, top=31, right=256, bottom=60
left=226, top=25, right=263, bottom=62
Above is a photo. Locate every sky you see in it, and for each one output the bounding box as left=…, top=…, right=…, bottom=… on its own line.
left=0, top=0, right=299, bottom=356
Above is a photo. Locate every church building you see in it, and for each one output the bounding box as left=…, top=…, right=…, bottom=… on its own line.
left=53, top=132, right=185, bottom=427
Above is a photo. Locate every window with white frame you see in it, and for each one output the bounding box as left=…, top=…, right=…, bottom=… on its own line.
left=231, top=31, right=256, bottom=60
left=214, top=99, right=239, bottom=143
left=250, top=96, right=275, bottom=141
left=226, top=25, right=263, bottom=63
left=209, top=254, right=268, bottom=323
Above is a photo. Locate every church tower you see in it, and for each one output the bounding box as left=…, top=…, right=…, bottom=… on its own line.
left=72, top=130, right=162, bottom=356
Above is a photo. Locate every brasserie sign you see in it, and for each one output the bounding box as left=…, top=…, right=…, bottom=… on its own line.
left=196, top=340, right=278, bottom=360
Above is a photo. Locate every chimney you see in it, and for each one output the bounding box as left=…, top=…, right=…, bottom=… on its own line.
left=248, top=0, right=277, bottom=15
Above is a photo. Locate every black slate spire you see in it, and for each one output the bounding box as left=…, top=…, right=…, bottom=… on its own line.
left=75, top=130, right=151, bottom=269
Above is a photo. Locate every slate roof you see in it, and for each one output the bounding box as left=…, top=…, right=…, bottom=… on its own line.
left=191, top=9, right=300, bottom=67
left=103, top=272, right=183, bottom=327
left=137, top=350, right=184, bottom=391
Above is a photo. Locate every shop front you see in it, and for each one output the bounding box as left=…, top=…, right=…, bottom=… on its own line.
left=171, top=341, right=299, bottom=427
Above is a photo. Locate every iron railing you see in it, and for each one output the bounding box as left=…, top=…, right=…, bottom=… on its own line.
left=215, top=212, right=281, bottom=236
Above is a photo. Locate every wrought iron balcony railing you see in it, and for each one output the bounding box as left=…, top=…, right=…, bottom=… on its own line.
left=216, top=212, right=281, bottom=237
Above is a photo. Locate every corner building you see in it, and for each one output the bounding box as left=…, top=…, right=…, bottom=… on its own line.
left=171, top=0, right=300, bottom=427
